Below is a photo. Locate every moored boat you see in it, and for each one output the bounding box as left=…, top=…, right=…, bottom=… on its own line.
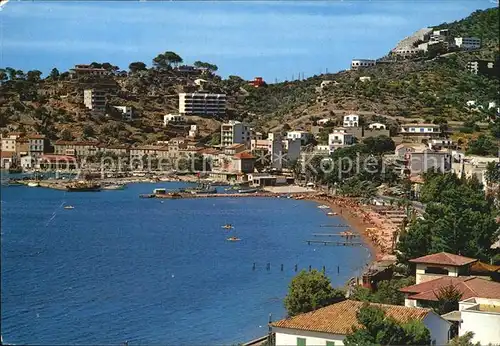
left=66, top=181, right=101, bottom=192
left=222, top=224, right=233, bottom=229
left=237, top=188, right=258, bottom=194
left=64, top=205, right=75, bottom=210
left=103, top=184, right=126, bottom=190
left=226, top=237, right=241, bottom=242
left=27, top=182, right=39, bottom=187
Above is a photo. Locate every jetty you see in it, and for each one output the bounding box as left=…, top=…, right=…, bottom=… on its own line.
left=312, top=233, right=359, bottom=237
left=319, top=224, right=350, bottom=228
left=146, top=192, right=316, bottom=199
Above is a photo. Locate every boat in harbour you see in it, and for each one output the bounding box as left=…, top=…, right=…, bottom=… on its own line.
left=317, top=205, right=329, bottom=209
left=27, top=182, right=39, bottom=187
left=102, top=184, right=126, bottom=190
left=66, top=181, right=101, bottom=192
left=222, top=224, right=233, bottom=230
left=237, top=188, right=259, bottom=194
left=180, top=182, right=217, bottom=194
left=226, top=237, right=241, bottom=242
left=64, top=205, right=75, bottom=210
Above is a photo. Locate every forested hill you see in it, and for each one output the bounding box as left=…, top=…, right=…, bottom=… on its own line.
left=0, top=7, right=499, bottom=145
left=434, top=7, right=500, bottom=46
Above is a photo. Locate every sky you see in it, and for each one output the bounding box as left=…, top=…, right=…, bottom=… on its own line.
left=0, top=0, right=496, bottom=82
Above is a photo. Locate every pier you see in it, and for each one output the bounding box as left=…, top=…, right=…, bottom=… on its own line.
left=312, top=233, right=359, bottom=237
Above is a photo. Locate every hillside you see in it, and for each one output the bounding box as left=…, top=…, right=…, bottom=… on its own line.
left=0, top=7, right=498, bottom=144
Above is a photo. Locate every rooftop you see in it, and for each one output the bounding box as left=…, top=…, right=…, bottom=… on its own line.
left=271, top=300, right=433, bottom=335
left=401, top=123, right=440, bottom=127
left=233, top=152, right=255, bottom=159
left=400, top=276, right=500, bottom=302
left=409, top=252, right=477, bottom=266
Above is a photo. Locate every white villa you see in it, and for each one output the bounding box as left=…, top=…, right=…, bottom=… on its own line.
left=368, top=122, right=386, bottom=130
left=271, top=300, right=451, bottom=346
left=163, top=113, right=186, bottom=125
left=343, top=114, right=359, bottom=127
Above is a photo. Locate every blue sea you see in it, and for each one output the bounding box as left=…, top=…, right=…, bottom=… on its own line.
left=1, top=182, right=371, bottom=345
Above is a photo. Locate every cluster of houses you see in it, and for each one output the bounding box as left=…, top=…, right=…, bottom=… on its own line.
left=271, top=252, right=500, bottom=346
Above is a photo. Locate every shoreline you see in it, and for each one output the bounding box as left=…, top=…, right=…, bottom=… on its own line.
left=305, top=196, right=383, bottom=262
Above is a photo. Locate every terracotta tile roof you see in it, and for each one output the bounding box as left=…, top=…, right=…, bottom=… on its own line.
left=470, top=261, right=500, bottom=274
left=233, top=152, right=255, bottom=159
left=400, top=276, right=500, bottom=302
left=225, top=143, right=246, bottom=149
left=27, top=134, right=46, bottom=139
left=409, top=252, right=477, bottom=267
left=200, top=148, right=221, bottom=155
left=54, top=140, right=99, bottom=146
left=271, top=300, right=432, bottom=335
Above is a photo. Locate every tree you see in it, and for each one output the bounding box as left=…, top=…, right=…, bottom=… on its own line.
left=362, top=135, right=395, bottom=155
left=284, top=270, right=345, bottom=317
left=397, top=173, right=498, bottom=264
left=485, top=161, right=500, bottom=184
left=83, top=125, right=95, bottom=138
left=60, top=128, right=73, bottom=141
left=128, top=61, right=147, bottom=73
left=449, top=332, right=479, bottom=346
left=344, top=304, right=431, bottom=346
left=26, top=70, right=42, bottom=82
left=152, top=51, right=183, bottom=69
left=350, top=277, right=415, bottom=305
left=5, top=67, right=16, bottom=80
left=193, top=60, right=218, bottom=72
left=0, top=69, right=7, bottom=84
left=466, top=135, right=497, bottom=156
left=49, top=68, right=60, bottom=80
left=434, top=284, right=463, bottom=315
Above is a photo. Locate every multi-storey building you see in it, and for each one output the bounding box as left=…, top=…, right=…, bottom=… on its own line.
left=1, top=133, right=19, bottom=153
left=350, top=59, right=376, bottom=70
left=220, top=121, right=251, bottom=148
left=70, top=64, right=110, bottom=77
left=328, top=128, right=355, bottom=153
left=27, top=134, right=48, bottom=158
left=454, top=37, right=481, bottom=50
left=163, top=114, right=186, bottom=126
left=53, top=141, right=99, bottom=157
left=113, top=106, right=134, bottom=121
left=84, top=89, right=106, bottom=112
left=179, top=92, right=226, bottom=116
left=286, top=131, right=313, bottom=145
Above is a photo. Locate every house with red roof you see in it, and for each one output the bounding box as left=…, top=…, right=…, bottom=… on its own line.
left=400, top=276, right=500, bottom=308
left=271, top=300, right=451, bottom=346
left=410, top=252, right=478, bottom=284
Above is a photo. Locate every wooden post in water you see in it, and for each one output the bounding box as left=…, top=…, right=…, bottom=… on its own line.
left=252, top=262, right=256, bottom=271
left=281, top=264, right=284, bottom=271
left=322, top=266, right=326, bottom=273
left=267, top=263, right=270, bottom=271
left=294, top=264, right=298, bottom=272
left=337, top=265, right=340, bottom=275
left=308, top=265, right=312, bottom=272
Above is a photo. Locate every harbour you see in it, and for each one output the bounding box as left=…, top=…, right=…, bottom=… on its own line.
left=0, top=181, right=371, bottom=345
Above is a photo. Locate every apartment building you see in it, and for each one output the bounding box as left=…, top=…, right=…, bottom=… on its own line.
left=454, top=37, right=481, bottom=50
left=179, top=92, right=226, bottom=116
left=1, top=133, right=19, bottom=153
left=286, top=131, right=313, bottom=145
left=113, top=106, right=134, bottom=121
left=54, top=141, right=99, bottom=157
left=83, top=89, right=106, bottom=112
left=343, top=114, right=359, bottom=127
left=220, top=121, right=251, bottom=148
left=26, top=134, right=49, bottom=158
left=399, top=123, right=441, bottom=139
left=351, top=59, right=376, bottom=70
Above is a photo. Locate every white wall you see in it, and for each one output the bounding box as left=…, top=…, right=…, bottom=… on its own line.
left=415, top=264, right=459, bottom=284
left=423, top=312, right=451, bottom=346
left=460, top=309, right=500, bottom=345
left=274, top=327, right=345, bottom=346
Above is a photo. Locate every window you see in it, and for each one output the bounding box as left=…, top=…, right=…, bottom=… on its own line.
left=326, top=342, right=335, bottom=346
left=297, top=337, right=306, bottom=346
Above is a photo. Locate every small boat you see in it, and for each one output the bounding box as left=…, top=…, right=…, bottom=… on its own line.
left=238, top=188, right=258, bottom=194
left=222, top=224, right=234, bottom=230
left=103, top=184, right=125, bottom=190
left=226, top=237, right=241, bottom=242
left=317, top=205, right=329, bottom=209
left=27, top=182, right=39, bottom=187
left=64, top=206, right=75, bottom=210
left=327, top=212, right=338, bottom=216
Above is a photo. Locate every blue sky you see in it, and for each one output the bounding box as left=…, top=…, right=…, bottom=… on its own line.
left=0, top=0, right=495, bottom=81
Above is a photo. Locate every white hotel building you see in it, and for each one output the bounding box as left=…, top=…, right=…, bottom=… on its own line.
left=351, top=59, right=376, bottom=70
left=179, top=92, right=226, bottom=116
left=454, top=37, right=481, bottom=50
left=221, top=120, right=251, bottom=148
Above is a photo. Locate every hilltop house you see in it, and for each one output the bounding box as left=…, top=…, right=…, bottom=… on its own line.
left=271, top=300, right=451, bottom=346
left=399, top=123, right=441, bottom=139
left=350, top=59, right=376, bottom=70
left=343, top=114, right=359, bottom=127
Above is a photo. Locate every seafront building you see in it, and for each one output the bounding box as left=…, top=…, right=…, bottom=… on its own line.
left=271, top=300, right=451, bottom=346
left=179, top=92, right=226, bottom=116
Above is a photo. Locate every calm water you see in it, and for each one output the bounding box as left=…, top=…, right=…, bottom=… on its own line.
left=1, top=182, right=370, bottom=345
